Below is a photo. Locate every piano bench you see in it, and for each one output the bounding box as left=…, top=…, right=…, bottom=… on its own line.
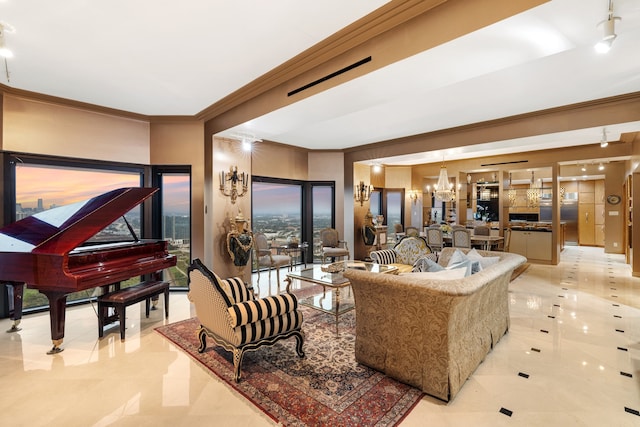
left=98, top=280, right=170, bottom=340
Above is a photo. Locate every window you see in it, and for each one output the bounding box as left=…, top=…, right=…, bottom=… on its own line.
left=252, top=178, right=302, bottom=254
left=382, top=189, right=404, bottom=239
left=153, top=168, right=191, bottom=288
left=10, top=157, right=143, bottom=310
left=252, top=177, right=334, bottom=267
left=310, top=184, right=335, bottom=263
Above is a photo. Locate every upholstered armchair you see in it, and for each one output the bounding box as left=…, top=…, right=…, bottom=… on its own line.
left=187, top=259, right=305, bottom=382
left=370, top=235, right=435, bottom=273
left=253, top=232, right=291, bottom=286
left=319, top=227, right=350, bottom=263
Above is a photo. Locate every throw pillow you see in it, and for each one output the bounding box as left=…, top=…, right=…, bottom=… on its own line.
left=446, top=259, right=473, bottom=276
left=447, top=249, right=481, bottom=275
left=466, top=248, right=501, bottom=269
left=411, top=254, right=441, bottom=272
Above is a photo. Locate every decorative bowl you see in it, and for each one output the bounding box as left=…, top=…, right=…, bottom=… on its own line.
left=320, top=262, right=345, bottom=273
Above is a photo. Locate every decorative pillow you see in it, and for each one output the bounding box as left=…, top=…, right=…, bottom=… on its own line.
left=401, top=268, right=467, bottom=280
left=412, top=255, right=442, bottom=272
left=446, top=259, right=473, bottom=276
left=466, top=248, right=501, bottom=269
left=447, top=249, right=481, bottom=275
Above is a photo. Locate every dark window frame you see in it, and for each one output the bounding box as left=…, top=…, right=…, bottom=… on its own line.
left=252, top=176, right=335, bottom=265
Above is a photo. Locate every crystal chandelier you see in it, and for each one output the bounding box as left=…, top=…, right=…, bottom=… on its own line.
left=434, top=161, right=456, bottom=202
left=526, top=171, right=541, bottom=208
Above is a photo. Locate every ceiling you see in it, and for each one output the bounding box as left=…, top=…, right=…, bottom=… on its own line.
left=1, top=0, right=639, bottom=168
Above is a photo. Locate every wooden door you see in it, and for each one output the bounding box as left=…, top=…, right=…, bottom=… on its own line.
left=579, top=204, right=595, bottom=245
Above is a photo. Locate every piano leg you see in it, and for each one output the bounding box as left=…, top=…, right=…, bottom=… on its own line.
left=41, top=290, right=67, bottom=354
left=4, top=282, right=24, bottom=333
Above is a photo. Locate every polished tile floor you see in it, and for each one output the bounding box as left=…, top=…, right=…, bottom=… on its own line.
left=0, top=246, right=639, bottom=426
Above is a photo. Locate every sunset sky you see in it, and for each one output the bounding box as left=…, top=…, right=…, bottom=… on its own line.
left=16, top=164, right=190, bottom=215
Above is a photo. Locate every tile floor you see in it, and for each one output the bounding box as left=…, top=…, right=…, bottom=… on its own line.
left=0, top=246, right=638, bottom=426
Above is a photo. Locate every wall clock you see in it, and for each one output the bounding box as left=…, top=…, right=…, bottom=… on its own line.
left=606, top=194, right=621, bottom=205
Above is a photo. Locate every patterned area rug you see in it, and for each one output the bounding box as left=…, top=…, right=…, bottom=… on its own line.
left=155, top=308, right=423, bottom=426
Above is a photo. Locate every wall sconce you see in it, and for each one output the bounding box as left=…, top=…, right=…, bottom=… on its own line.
left=354, top=180, right=373, bottom=206
left=220, top=166, right=248, bottom=204
left=409, top=190, right=419, bottom=205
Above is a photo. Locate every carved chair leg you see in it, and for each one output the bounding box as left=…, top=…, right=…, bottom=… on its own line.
left=233, top=348, right=245, bottom=382
left=294, top=331, right=305, bottom=358
left=197, top=327, right=207, bottom=353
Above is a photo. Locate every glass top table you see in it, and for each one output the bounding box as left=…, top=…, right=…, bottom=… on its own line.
left=284, top=261, right=398, bottom=334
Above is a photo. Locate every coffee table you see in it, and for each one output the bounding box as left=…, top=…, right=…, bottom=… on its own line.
left=284, top=261, right=398, bottom=334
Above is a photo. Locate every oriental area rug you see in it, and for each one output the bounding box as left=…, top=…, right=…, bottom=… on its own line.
left=155, top=308, right=423, bottom=426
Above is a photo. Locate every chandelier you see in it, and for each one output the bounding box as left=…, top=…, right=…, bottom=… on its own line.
left=434, top=161, right=456, bottom=202
left=526, top=171, right=541, bottom=208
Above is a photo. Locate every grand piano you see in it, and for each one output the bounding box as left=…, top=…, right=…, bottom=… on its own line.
left=0, top=187, right=177, bottom=354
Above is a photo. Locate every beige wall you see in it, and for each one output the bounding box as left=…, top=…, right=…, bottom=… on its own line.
left=211, top=137, right=253, bottom=281
left=308, top=151, right=345, bottom=238
left=3, top=95, right=149, bottom=163
left=252, top=141, right=308, bottom=180
left=150, top=120, right=206, bottom=261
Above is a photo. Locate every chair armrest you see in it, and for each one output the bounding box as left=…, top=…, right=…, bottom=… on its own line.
left=227, top=293, right=299, bottom=328
left=338, top=240, right=349, bottom=250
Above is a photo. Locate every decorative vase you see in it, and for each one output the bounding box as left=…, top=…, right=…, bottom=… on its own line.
left=227, top=232, right=253, bottom=267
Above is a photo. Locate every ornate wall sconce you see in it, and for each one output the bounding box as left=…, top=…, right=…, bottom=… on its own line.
left=409, top=190, right=419, bottom=205
left=354, top=180, right=372, bottom=206
left=220, top=166, right=248, bottom=204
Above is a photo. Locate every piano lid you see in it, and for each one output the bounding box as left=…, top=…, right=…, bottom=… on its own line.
left=0, top=187, right=158, bottom=255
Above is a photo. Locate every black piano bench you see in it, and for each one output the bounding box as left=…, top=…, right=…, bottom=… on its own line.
left=98, top=280, right=170, bottom=340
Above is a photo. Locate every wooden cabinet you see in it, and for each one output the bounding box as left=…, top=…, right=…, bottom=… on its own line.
left=510, top=230, right=552, bottom=262
left=578, top=179, right=604, bottom=247
left=579, top=203, right=595, bottom=245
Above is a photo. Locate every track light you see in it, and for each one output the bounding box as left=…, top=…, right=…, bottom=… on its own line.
left=600, top=128, right=608, bottom=147
left=594, top=0, right=621, bottom=54
left=598, top=163, right=605, bottom=171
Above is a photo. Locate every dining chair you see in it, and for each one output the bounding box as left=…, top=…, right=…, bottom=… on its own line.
left=405, top=226, right=420, bottom=237
left=319, top=227, right=350, bottom=263
left=473, top=225, right=490, bottom=236
left=253, top=232, right=291, bottom=287
left=426, top=227, right=444, bottom=252
left=451, top=228, right=472, bottom=248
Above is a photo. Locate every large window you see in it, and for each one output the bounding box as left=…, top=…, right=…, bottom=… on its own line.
left=12, top=158, right=143, bottom=309
left=310, top=184, right=334, bottom=263
left=252, top=180, right=302, bottom=246
left=382, top=189, right=405, bottom=240
left=153, top=168, right=191, bottom=288
left=252, top=177, right=334, bottom=266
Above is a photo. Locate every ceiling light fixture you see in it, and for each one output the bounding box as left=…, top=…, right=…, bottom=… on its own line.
left=594, top=0, right=621, bottom=54
left=598, top=163, right=605, bottom=171
left=434, top=159, right=456, bottom=203
left=372, top=163, right=382, bottom=173
left=600, top=128, right=608, bottom=147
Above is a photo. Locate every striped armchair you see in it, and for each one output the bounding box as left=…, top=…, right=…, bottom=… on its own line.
left=187, top=259, right=305, bottom=382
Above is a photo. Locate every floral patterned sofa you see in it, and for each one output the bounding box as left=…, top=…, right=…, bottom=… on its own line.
left=343, top=247, right=527, bottom=402
left=369, top=235, right=436, bottom=273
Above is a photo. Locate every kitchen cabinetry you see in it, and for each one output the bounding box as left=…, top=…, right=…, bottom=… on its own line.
left=509, top=230, right=552, bottom=262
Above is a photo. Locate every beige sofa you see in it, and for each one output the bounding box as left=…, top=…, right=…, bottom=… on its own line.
left=343, top=247, right=526, bottom=402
